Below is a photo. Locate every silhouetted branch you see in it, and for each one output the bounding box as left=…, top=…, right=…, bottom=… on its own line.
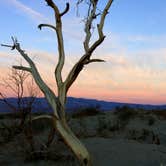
left=13, top=65, right=32, bottom=73
left=1, top=44, right=15, bottom=50
left=60, top=3, right=70, bottom=16
left=45, top=0, right=55, bottom=8
left=84, top=58, right=105, bottom=65
left=38, top=24, right=56, bottom=31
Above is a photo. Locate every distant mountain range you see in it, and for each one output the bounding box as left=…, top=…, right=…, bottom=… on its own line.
left=0, top=97, right=166, bottom=113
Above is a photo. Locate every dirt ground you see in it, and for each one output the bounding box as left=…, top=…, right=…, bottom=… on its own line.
left=1, top=110, right=166, bottom=166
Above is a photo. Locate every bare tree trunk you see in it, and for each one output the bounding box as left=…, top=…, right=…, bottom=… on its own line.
left=53, top=118, right=92, bottom=166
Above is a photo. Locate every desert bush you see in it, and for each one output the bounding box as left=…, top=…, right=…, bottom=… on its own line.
left=0, top=112, right=21, bottom=120
left=0, top=121, right=21, bottom=143
left=109, top=124, right=120, bottom=132
left=147, top=116, right=156, bottom=126
left=97, top=115, right=112, bottom=137
left=151, top=110, right=166, bottom=120
left=126, top=128, right=151, bottom=142
left=30, top=116, right=52, bottom=133
left=113, top=106, right=138, bottom=129
left=114, top=105, right=138, bottom=122
left=72, top=106, right=101, bottom=119
left=0, top=113, right=55, bottom=159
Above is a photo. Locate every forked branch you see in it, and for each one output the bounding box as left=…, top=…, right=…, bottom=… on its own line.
left=83, top=0, right=98, bottom=52
left=1, top=37, right=60, bottom=119
left=37, top=1, right=71, bottom=114
left=41, top=1, right=70, bottom=94
left=64, top=0, right=114, bottom=92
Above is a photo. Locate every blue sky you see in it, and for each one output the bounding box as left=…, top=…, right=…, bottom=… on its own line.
left=0, top=0, right=166, bottom=104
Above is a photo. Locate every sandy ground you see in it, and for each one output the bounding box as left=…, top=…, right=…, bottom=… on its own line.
left=1, top=110, right=166, bottom=165
left=83, top=138, right=166, bottom=166
left=1, top=137, right=166, bottom=166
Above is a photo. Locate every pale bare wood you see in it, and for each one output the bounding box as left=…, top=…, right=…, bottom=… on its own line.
left=45, top=0, right=68, bottom=87
left=31, top=114, right=53, bottom=121
left=3, top=37, right=60, bottom=119
left=53, top=117, right=92, bottom=166
left=64, top=0, right=114, bottom=93
left=1, top=1, right=114, bottom=165
left=42, top=0, right=70, bottom=115
left=83, top=0, right=98, bottom=52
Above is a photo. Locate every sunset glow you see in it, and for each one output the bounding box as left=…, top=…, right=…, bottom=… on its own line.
left=0, top=0, right=166, bottom=104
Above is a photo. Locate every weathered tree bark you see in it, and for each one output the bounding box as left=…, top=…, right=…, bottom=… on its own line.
left=1, top=0, right=114, bottom=165
left=54, top=118, right=92, bottom=165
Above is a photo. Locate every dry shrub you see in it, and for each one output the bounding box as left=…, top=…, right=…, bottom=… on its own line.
left=72, top=107, right=101, bottom=118
left=151, top=110, right=166, bottom=120
left=114, top=105, right=138, bottom=122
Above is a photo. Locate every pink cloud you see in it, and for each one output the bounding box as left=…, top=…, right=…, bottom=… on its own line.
left=0, top=47, right=166, bottom=105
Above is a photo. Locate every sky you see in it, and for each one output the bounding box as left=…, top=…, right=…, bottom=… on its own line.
left=0, top=0, right=166, bottom=105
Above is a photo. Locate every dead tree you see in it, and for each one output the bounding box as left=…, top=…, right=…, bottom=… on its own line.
left=0, top=68, right=39, bottom=151
left=0, top=68, right=39, bottom=127
left=1, top=0, right=114, bottom=165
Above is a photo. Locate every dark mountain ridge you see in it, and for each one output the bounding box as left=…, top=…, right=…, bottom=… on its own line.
left=0, top=97, right=165, bottom=113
